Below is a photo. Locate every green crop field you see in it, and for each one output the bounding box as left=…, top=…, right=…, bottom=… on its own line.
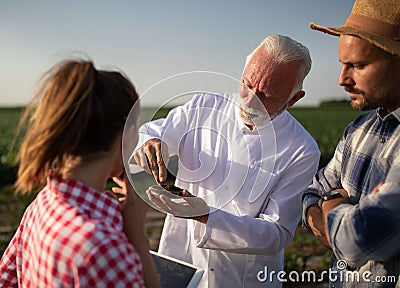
left=0, top=103, right=364, bottom=277
left=289, top=105, right=364, bottom=167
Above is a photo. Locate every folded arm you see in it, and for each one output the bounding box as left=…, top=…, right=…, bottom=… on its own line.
left=325, top=163, right=400, bottom=268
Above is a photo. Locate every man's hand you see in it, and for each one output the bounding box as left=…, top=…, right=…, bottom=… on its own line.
left=132, top=139, right=169, bottom=183
left=320, top=189, right=350, bottom=246
left=146, top=187, right=210, bottom=224
left=371, top=182, right=384, bottom=195
left=306, top=206, right=331, bottom=248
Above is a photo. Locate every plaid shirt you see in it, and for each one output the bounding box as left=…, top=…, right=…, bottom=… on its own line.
left=303, top=108, right=400, bottom=288
left=0, top=171, right=144, bottom=287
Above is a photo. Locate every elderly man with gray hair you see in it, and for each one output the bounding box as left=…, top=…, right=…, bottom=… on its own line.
left=132, top=34, right=320, bottom=287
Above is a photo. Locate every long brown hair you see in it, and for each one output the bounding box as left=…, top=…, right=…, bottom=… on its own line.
left=14, top=59, right=138, bottom=193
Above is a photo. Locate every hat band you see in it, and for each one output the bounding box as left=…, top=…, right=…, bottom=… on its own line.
left=345, top=14, right=400, bottom=40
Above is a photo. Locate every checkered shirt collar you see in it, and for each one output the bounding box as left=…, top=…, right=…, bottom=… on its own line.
left=47, top=170, right=123, bottom=230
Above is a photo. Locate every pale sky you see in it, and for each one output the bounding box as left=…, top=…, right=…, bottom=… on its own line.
left=0, top=0, right=354, bottom=107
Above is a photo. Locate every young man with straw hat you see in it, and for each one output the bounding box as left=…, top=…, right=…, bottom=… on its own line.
left=303, top=0, right=400, bottom=287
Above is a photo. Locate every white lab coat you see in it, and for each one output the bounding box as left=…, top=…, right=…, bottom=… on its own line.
left=137, top=93, right=320, bottom=287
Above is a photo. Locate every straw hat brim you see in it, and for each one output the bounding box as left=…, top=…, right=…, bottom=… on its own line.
left=310, top=22, right=400, bottom=56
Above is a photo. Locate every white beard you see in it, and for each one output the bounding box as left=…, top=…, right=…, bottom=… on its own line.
left=238, top=96, right=271, bottom=126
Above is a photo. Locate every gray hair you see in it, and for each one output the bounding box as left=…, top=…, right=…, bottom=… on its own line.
left=246, top=34, right=312, bottom=95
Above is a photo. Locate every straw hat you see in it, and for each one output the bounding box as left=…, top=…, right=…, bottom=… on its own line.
left=310, top=0, right=400, bottom=55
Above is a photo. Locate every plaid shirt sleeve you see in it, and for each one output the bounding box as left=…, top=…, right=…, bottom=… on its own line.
left=328, top=159, right=400, bottom=268
left=0, top=231, right=19, bottom=287
left=302, top=129, right=346, bottom=230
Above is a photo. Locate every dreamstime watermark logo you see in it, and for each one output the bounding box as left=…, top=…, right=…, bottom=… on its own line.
left=257, top=260, right=397, bottom=284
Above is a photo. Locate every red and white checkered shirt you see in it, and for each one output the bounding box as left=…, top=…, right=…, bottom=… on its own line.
left=0, top=171, right=144, bottom=287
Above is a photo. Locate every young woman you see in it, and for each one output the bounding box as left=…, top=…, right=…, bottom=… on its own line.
left=0, top=59, right=160, bottom=287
